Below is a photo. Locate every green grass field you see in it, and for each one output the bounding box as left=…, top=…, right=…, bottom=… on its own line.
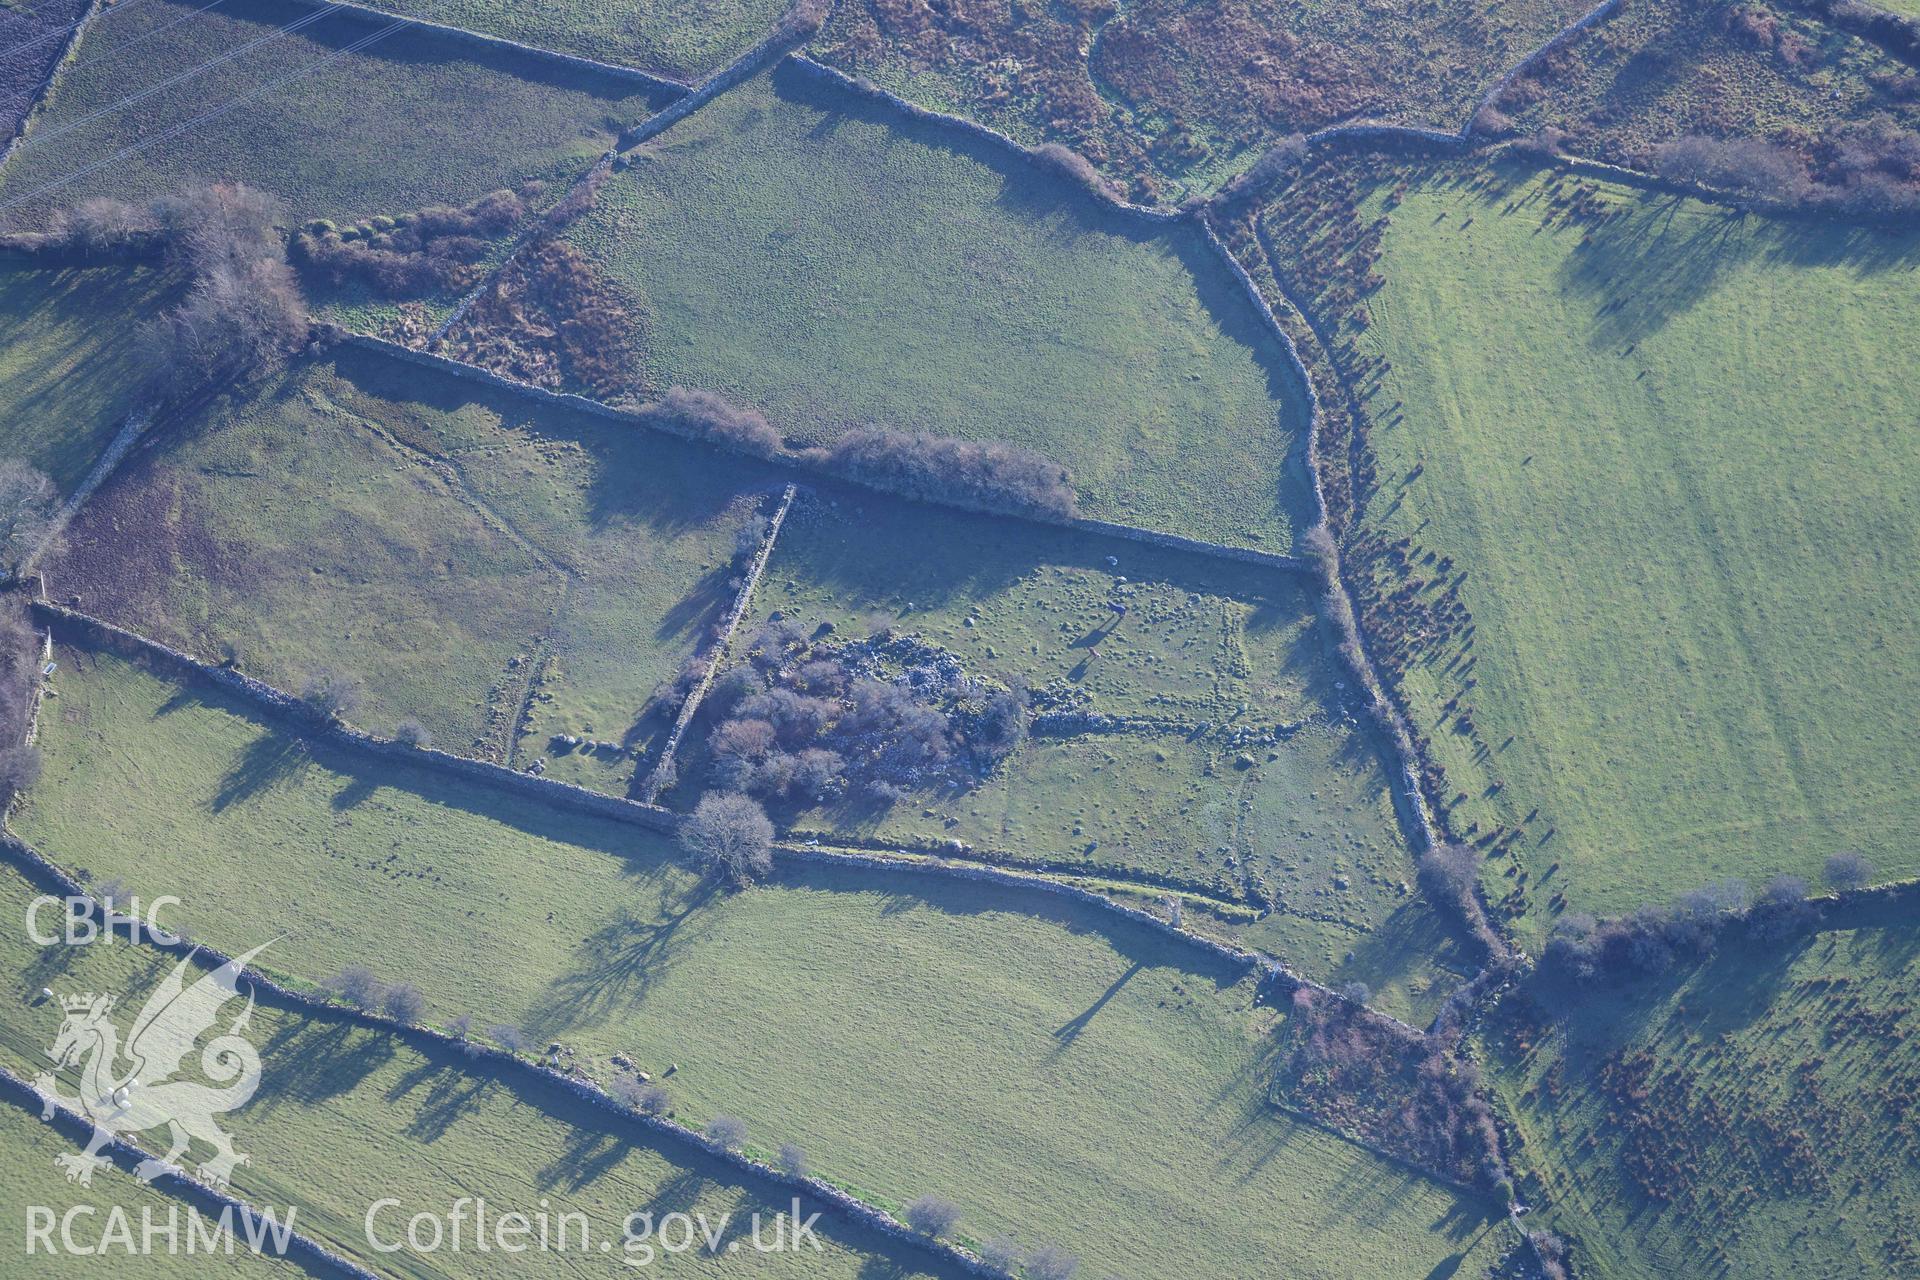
left=1338, top=163, right=1920, bottom=944
left=0, top=1092, right=319, bottom=1277
left=367, top=0, right=789, bottom=80
left=0, top=259, right=181, bottom=496
left=16, top=643, right=1509, bottom=1278
left=0, top=0, right=675, bottom=227
left=1484, top=892, right=1920, bottom=1278
left=46, top=344, right=774, bottom=775
left=559, top=65, right=1313, bottom=550
left=0, top=866, right=966, bottom=1280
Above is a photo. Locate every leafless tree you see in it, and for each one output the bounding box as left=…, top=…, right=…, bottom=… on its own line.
left=681, top=792, right=775, bottom=886
left=0, top=461, right=54, bottom=576
left=329, top=964, right=384, bottom=1009
left=1024, top=1243, right=1080, bottom=1280
left=904, top=1195, right=961, bottom=1238
left=382, top=982, right=427, bottom=1024
left=301, top=670, right=363, bottom=722
left=1824, top=850, right=1872, bottom=892
left=704, top=1114, right=747, bottom=1151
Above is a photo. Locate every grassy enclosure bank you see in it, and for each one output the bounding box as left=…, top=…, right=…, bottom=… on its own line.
left=45, top=345, right=779, bottom=774
left=1321, top=163, right=1920, bottom=942
left=17, top=644, right=1508, bottom=1279
left=0, top=0, right=676, bottom=226
left=556, top=66, right=1314, bottom=551
left=0, top=866, right=967, bottom=1280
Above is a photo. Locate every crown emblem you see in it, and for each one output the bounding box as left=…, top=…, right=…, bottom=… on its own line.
left=60, top=992, right=109, bottom=1014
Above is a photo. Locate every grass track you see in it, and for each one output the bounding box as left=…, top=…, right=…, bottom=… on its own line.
left=17, top=642, right=1510, bottom=1279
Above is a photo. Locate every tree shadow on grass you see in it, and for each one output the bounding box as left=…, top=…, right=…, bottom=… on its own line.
left=1052, top=959, right=1143, bottom=1048
left=210, top=732, right=309, bottom=813
left=250, top=1019, right=394, bottom=1113
left=1558, top=195, right=1761, bottom=348
left=526, top=879, right=722, bottom=1041
left=652, top=564, right=733, bottom=644
left=538, top=1126, right=634, bottom=1193
left=384, top=1058, right=499, bottom=1145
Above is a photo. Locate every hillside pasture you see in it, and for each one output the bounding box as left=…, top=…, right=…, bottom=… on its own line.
left=0, top=258, right=181, bottom=496
left=16, top=643, right=1510, bottom=1280
left=365, top=0, right=791, bottom=81
left=1485, top=891, right=1920, bottom=1278
left=0, top=0, right=676, bottom=227
left=551, top=65, right=1313, bottom=551
left=0, top=865, right=967, bottom=1280
left=1291, top=161, right=1920, bottom=942
left=45, top=344, right=778, bottom=776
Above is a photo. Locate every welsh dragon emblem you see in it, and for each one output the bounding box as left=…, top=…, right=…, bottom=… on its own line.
left=33, top=944, right=267, bottom=1188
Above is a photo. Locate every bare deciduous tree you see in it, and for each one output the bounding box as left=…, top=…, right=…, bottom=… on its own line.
left=329, top=964, right=384, bottom=1009
left=904, top=1194, right=961, bottom=1239
left=1024, top=1243, right=1080, bottom=1280
left=301, top=670, right=363, bottom=722
left=382, top=982, right=427, bottom=1024
left=0, top=461, right=54, bottom=575
left=1824, top=849, right=1872, bottom=892
left=681, top=792, right=775, bottom=886
left=704, top=1114, right=747, bottom=1151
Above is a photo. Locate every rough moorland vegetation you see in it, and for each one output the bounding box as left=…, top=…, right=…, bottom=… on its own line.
left=1273, top=986, right=1505, bottom=1190
left=819, top=0, right=1594, bottom=201
left=1485, top=889, right=1920, bottom=1278
left=292, top=188, right=531, bottom=298
left=443, top=239, right=646, bottom=399
left=1488, top=0, right=1920, bottom=211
